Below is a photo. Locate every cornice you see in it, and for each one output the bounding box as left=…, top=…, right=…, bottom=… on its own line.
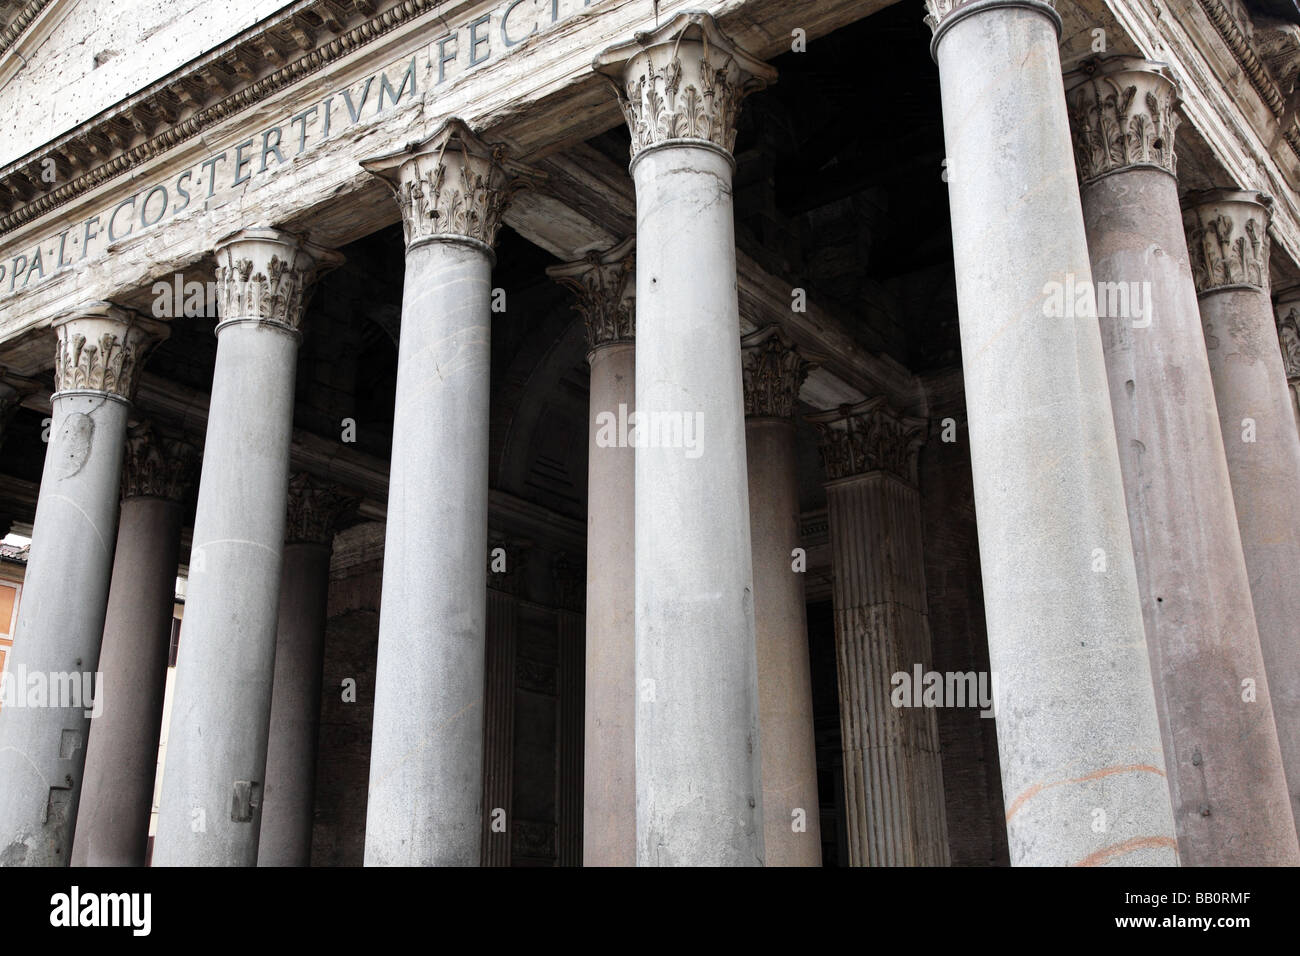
left=0, top=0, right=55, bottom=58
left=0, top=0, right=434, bottom=235
left=1194, top=0, right=1300, bottom=162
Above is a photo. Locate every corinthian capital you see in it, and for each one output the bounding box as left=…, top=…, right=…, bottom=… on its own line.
left=122, top=422, right=200, bottom=502
left=807, top=397, right=926, bottom=485
left=741, top=326, right=814, bottom=419
left=52, top=302, right=168, bottom=403
left=214, top=228, right=342, bottom=336
left=1065, top=57, right=1179, bottom=184
left=1182, top=190, right=1272, bottom=295
left=1274, top=287, right=1300, bottom=383
left=593, top=11, right=776, bottom=165
left=361, top=117, right=541, bottom=254
left=546, top=237, right=635, bottom=354
left=285, top=472, right=359, bottom=546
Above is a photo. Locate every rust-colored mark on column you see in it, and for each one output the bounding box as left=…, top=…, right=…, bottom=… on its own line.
left=1005, top=763, right=1166, bottom=821
left=1074, top=835, right=1179, bottom=867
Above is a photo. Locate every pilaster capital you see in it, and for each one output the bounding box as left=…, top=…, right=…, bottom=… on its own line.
left=121, top=421, right=200, bottom=503
left=1182, top=189, right=1272, bottom=295
left=284, top=472, right=359, bottom=546
left=741, top=325, right=815, bottom=419
left=593, top=11, right=776, bottom=167
left=52, top=301, right=169, bottom=404
left=1274, top=287, right=1300, bottom=382
left=807, top=397, right=926, bottom=485
left=546, top=237, right=635, bottom=354
left=213, top=228, right=342, bottom=337
left=1064, top=56, right=1180, bottom=184
left=361, top=117, right=541, bottom=256
left=924, top=0, right=1061, bottom=59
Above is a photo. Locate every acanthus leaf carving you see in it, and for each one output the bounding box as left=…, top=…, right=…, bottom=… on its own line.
left=546, top=237, right=635, bottom=352
left=214, top=228, right=340, bottom=333
left=594, top=12, right=775, bottom=163
left=741, top=325, right=814, bottom=420
left=52, top=302, right=168, bottom=401
left=122, top=421, right=200, bottom=502
left=1065, top=58, right=1180, bottom=184
left=808, top=397, right=926, bottom=485
left=362, top=117, right=541, bottom=251
left=1183, top=191, right=1272, bottom=295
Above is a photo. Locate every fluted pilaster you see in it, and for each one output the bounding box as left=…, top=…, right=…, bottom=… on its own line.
left=810, top=398, right=948, bottom=866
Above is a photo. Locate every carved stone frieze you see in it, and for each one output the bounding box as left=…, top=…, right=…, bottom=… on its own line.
left=593, top=12, right=776, bottom=164
left=807, top=397, right=926, bottom=485
left=546, top=237, right=635, bottom=353
left=1065, top=57, right=1180, bottom=183
left=741, top=325, right=814, bottom=419
left=52, top=301, right=168, bottom=401
left=285, top=472, right=359, bottom=546
left=1182, top=190, right=1272, bottom=295
left=213, top=228, right=342, bottom=335
left=121, top=422, right=200, bottom=502
left=361, top=117, right=539, bottom=253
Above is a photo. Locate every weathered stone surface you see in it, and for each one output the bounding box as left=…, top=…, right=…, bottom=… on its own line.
left=1070, top=62, right=1298, bottom=865
left=72, top=424, right=196, bottom=867
left=1186, top=188, right=1300, bottom=836
left=743, top=327, right=821, bottom=867
left=931, top=0, right=1178, bottom=866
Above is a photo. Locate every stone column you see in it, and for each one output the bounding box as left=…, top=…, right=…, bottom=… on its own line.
left=741, top=327, right=822, bottom=866
left=546, top=237, right=636, bottom=867
left=1273, top=287, right=1300, bottom=434
left=0, top=302, right=166, bottom=867
left=71, top=423, right=198, bottom=867
left=808, top=399, right=950, bottom=866
left=258, top=474, right=357, bottom=867
left=153, top=229, right=340, bottom=867
left=360, top=118, right=535, bottom=866
left=1184, top=189, right=1300, bottom=833
left=1064, top=58, right=1299, bottom=864
left=595, top=9, right=775, bottom=869
left=925, top=0, right=1178, bottom=865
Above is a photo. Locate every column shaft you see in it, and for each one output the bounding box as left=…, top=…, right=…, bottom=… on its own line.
left=747, top=419, right=822, bottom=865
left=154, top=229, right=336, bottom=866
left=0, top=304, right=162, bottom=866
left=927, top=0, right=1177, bottom=864
left=258, top=541, right=332, bottom=866
left=582, top=342, right=635, bottom=865
left=632, top=143, right=763, bottom=865
left=360, top=117, right=533, bottom=867
left=73, top=493, right=184, bottom=866
left=1067, top=61, right=1298, bottom=863
left=366, top=238, right=490, bottom=865
left=1186, top=190, right=1300, bottom=834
